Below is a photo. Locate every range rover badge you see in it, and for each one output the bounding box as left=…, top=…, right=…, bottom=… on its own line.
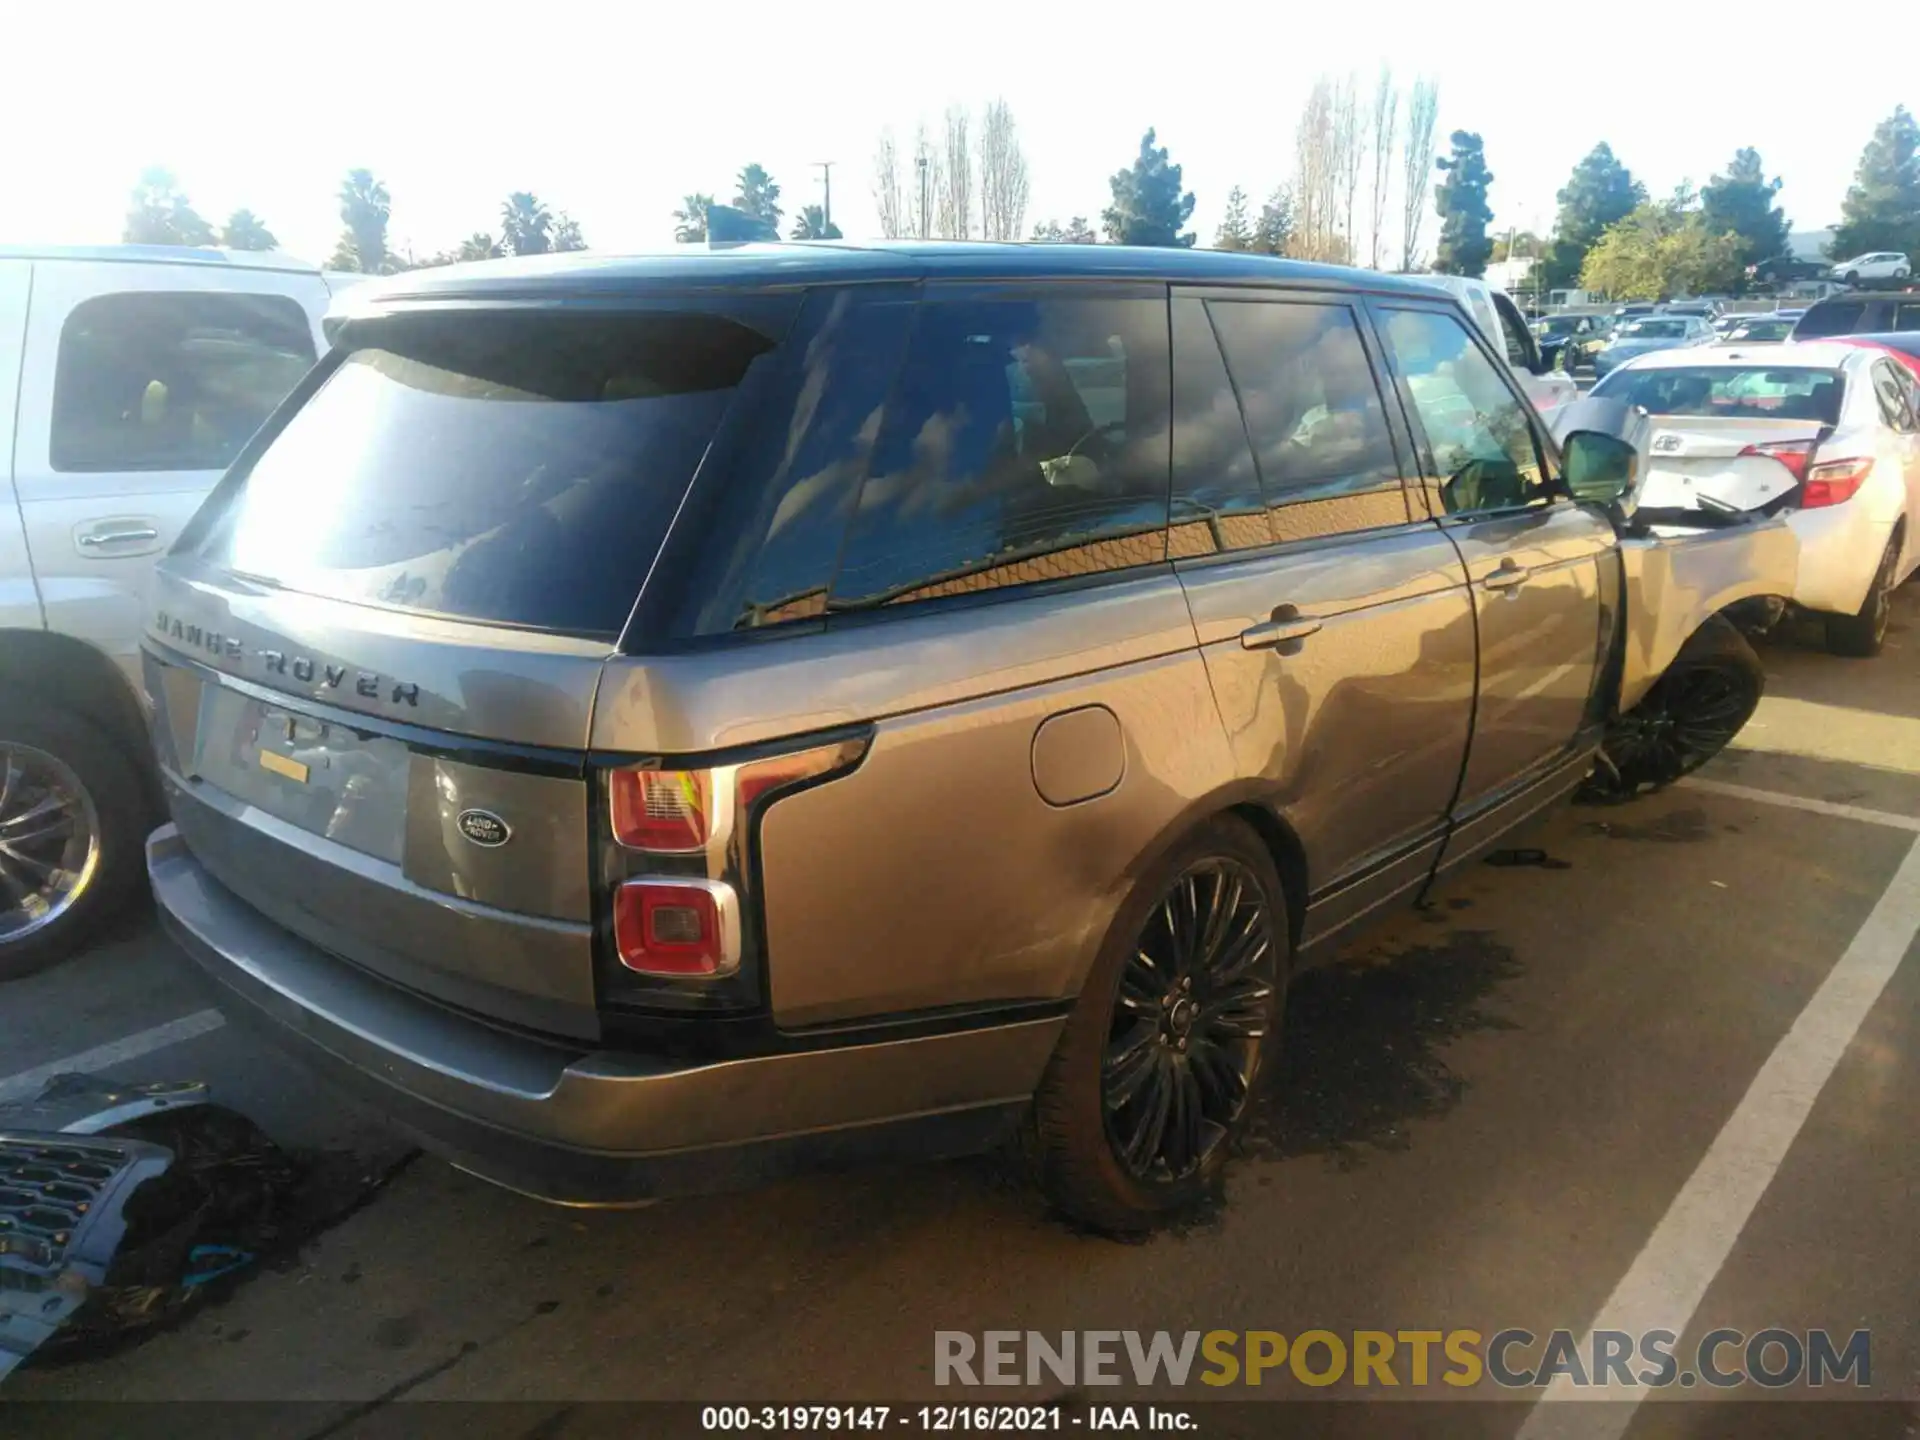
left=456, top=809, right=512, bottom=848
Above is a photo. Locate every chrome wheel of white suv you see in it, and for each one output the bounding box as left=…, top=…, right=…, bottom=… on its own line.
left=0, top=742, right=101, bottom=944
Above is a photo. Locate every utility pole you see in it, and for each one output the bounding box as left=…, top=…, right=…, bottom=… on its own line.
left=815, top=161, right=834, bottom=231
left=916, top=152, right=930, bottom=240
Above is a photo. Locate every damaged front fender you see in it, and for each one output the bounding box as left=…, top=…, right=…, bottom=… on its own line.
left=1616, top=518, right=1799, bottom=714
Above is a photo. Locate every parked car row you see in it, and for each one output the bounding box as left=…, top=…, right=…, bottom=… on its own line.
left=0, top=238, right=1892, bottom=1233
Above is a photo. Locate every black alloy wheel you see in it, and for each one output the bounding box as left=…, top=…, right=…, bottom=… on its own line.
left=1578, top=616, right=1764, bottom=804
left=1102, top=858, right=1275, bottom=1183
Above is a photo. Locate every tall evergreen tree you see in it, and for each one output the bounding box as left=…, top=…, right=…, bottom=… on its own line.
left=1252, top=186, right=1295, bottom=256
left=219, top=208, right=276, bottom=251
left=1102, top=129, right=1197, bottom=247
left=1831, top=106, right=1920, bottom=261
left=1700, top=148, right=1790, bottom=290
left=1433, top=131, right=1494, bottom=277
left=500, top=192, right=553, bottom=256
left=732, top=164, right=783, bottom=231
left=1214, top=186, right=1253, bottom=250
left=1543, top=143, right=1645, bottom=290
left=332, top=169, right=391, bottom=273
left=124, top=168, right=216, bottom=246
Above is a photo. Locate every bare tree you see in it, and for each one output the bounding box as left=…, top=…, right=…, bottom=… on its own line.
left=1400, top=77, right=1441, bottom=271
left=979, top=98, right=1031, bottom=240
left=1292, top=79, right=1342, bottom=262
left=911, top=122, right=945, bottom=240
left=938, top=105, right=973, bottom=239
left=1367, top=65, right=1400, bottom=269
left=873, top=129, right=906, bottom=240
left=1335, top=73, right=1364, bottom=262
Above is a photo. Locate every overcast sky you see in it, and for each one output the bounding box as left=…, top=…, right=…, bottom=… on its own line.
left=8, top=3, right=1897, bottom=264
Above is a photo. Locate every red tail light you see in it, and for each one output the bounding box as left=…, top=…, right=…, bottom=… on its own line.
left=613, top=878, right=740, bottom=976
left=1738, top=439, right=1815, bottom=483
left=610, top=769, right=709, bottom=852
left=598, top=734, right=870, bottom=1009
left=1802, top=457, right=1872, bottom=508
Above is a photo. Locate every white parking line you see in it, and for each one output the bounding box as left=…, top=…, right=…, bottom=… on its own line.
left=0, top=1008, right=226, bottom=1105
left=1681, top=776, right=1920, bottom=833
left=1516, top=835, right=1920, bottom=1438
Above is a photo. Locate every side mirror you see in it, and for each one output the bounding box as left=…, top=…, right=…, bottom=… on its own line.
left=1561, top=431, right=1639, bottom=503
left=1549, top=395, right=1654, bottom=525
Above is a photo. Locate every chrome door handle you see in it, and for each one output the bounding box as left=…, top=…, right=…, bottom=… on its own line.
left=1482, top=561, right=1529, bottom=591
left=78, top=527, right=159, bottom=547
left=1240, top=614, right=1324, bottom=650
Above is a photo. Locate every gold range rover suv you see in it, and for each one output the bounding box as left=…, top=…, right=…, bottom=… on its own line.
left=140, top=241, right=1792, bottom=1232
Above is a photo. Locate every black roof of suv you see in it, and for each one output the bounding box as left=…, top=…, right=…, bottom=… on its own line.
left=1789, top=288, right=1920, bottom=340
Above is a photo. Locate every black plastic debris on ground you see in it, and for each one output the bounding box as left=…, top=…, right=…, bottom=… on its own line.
left=0, top=1075, right=414, bottom=1375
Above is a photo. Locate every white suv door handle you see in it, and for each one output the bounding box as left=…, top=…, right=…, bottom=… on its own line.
left=78, top=526, right=160, bottom=548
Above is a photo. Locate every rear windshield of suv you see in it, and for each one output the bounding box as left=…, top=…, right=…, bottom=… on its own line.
left=1793, top=300, right=1867, bottom=338
left=195, top=310, right=774, bottom=637
left=1592, top=365, right=1845, bottom=422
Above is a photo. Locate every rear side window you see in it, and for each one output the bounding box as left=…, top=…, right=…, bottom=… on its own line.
left=196, top=311, right=772, bottom=637
left=1206, top=299, right=1408, bottom=541
left=1169, top=297, right=1271, bottom=555
left=1794, top=301, right=1866, bottom=338
left=827, top=295, right=1170, bottom=610
left=1893, top=302, right=1920, bottom=333
left=52, top=292, right=315, bottom=473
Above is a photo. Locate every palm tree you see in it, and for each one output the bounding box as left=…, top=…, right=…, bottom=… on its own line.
left=221, top=208, right=277, bottom=251
left=457, top=232, right=504, bottom=262
left=336, top=169, right=391, bottom=273
left=790, top=205, right=842, bottom=240
left=732, top=164, right=783, bottom=230
left=673, top=193, right=714, bottom=243
left=500, top=192, right=552, bottom=256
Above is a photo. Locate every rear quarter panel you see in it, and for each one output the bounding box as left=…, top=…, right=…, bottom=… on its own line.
left=593, top=573, right=1241, bottom=1028
left=1617, top=520, right=1799, bottom=710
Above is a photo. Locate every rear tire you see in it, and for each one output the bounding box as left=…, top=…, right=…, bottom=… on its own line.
left=1577, top=615, right=1764, bottom=804
left=1825, top=531, right=1901, bottom=658
left=0, top=704, right=148, bottom=981
left=1025, top=816, right=1288, bottom=1235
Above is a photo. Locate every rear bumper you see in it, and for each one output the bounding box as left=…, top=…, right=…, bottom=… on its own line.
left=148, top=826, right=1060, bottom=1205
left=1786, top=504, right=1891, bottom=616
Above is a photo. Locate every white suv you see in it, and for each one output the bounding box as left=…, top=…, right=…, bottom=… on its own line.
left=1830, top=252, right=1912, bottom=285
left=0, top=244, right=347, bottom=976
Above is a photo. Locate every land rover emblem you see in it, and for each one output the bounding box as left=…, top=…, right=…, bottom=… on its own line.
left=456, top=810, right=512, bottom=848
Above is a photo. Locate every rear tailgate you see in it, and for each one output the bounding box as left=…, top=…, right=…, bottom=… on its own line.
left=143, top=303, right=785, bottom=1041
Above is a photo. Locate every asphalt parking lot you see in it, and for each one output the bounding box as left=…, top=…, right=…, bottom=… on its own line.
left=5, top=586, right=1919, bottom=1437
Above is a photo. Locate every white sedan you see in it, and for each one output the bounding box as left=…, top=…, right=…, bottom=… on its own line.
left=1591, top=342, right=1920, bottom=655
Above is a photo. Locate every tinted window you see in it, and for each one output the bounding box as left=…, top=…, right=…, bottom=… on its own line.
left=1493, top=295, right=1533, bottom=368
left=1380, top=307, right=1548, bottom=515
left=1169, top=297, right=1271, bottom=556
left=670, top=287, right=917, bottom=635
left=52, top=292, right=315, bottom=473
left=828, top=295, right=1170, bottom=610
left=1621, top=320, right=1689, bottom=339
left=197, top=311, right=771, bottom=637
left=1893, top=303, right=1920, bottom=333
left=1593, top=365, right=1845, bottom=423
left=1794, top=300, right=1866, bottom=338
left=1207, top=299, right=1408, bottom=541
